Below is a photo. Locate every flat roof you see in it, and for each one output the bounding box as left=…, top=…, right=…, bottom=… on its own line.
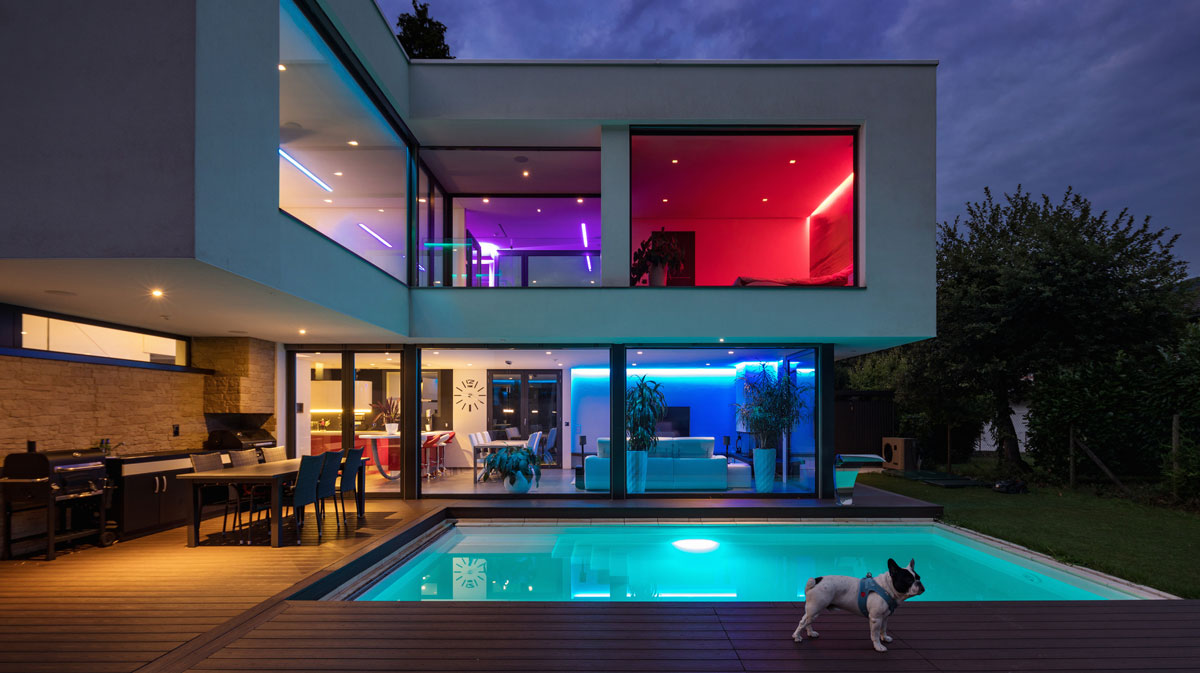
left=412, top=58, right=939, bottom=66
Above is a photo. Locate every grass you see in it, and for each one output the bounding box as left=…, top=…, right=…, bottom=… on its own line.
left=858, top=471, right=1200, bottom=599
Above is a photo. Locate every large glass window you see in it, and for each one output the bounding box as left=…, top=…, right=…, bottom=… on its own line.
left=459, top=197, right=600, bottom=287
left=418, top=347, right=611, bottom=495
left=630, top=131, right=855, bottom=287
left=21, top=313, right=186, bottom=365
left=279, top=0, right=409, bottom=281
left=577, top=347, right=817, bottom=495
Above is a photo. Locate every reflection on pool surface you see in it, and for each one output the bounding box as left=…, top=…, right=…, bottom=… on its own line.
left=356, top=524, right=1141, bottom=602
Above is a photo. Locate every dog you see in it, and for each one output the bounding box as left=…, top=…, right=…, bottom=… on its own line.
left=792, top=558, right=924, bottom=652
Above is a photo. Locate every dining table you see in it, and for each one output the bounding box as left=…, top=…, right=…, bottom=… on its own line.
left=472, top=439, right=529, bottom=481
left=176, top=454, right=366, bottom=548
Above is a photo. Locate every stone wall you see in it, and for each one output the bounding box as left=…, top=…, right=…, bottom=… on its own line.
left=192, top=337, right=276, bottom=423
left=0, top=355, right=207, bottom=458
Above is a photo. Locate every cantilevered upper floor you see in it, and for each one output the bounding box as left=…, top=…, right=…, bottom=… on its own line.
left=0, top=0, right=936, bottom=357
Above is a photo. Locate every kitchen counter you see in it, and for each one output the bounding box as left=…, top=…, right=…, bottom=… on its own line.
left=106, top=449, right=221, bottom=464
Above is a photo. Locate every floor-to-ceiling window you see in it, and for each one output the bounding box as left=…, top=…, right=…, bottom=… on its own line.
left=278, top=0, right=411, bottom=281
left=576, top=347, right=818, bottom=495
left=630, top=128, right=856, bottom=288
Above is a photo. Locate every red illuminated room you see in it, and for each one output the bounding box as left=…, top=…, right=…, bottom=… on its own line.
left=630, top=130, right=856, bottom=287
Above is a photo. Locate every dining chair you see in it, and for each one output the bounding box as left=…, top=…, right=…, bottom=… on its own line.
left=290, top=454, right=323, bottom=544
left=227, top=449, right=270, bottom=543
left=338, top=447, right=365, bottom=524
left=316, top=450, right=343, bottom=534
left=525, top=431, right=542, bottom=459
left=228, top=448, right=260, bottom=467
left=188, top=453, right=236, bottom=540
left=505, top=427, right=521, bottom=440
left=261, top=446, right=287, bottom=463
left=542, top=427, right=558, bottom=464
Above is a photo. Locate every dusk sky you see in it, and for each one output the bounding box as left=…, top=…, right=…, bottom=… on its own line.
left=377, top=0, right=1200, bottom=273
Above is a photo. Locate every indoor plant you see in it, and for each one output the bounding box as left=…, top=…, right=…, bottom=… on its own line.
left=736, top=365, right=811, bottom=492
left=626, top=375, right=668, bottom=493
left=371, top=396, right=402, bottom=435
left=630, top=228, right=685, bottom=286
left=480, top=446, right=542, bottom=494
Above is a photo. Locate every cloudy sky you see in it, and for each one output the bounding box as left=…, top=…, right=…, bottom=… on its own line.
left=377, top=0, right=1200, bottom=272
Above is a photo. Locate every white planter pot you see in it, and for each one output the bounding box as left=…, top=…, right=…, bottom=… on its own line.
left=649, top=265, right=667, bottom=286
left=753, top=448, right=777, bottom=493
left=385, top=423, right=399, bottom=435
left=504, top=471, right=532, bottom=494
left=627, top=451, right=648, bottom=494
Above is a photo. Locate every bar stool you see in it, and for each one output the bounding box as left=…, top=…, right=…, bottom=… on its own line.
left=419, top=433, right=443, bottom=479
left=434, top=431, right=455, bottom=476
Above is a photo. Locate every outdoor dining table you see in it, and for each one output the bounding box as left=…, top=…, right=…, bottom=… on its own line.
left=176, top=455, right=366, bottom=548
left=473, top=439, right=529, bottom=481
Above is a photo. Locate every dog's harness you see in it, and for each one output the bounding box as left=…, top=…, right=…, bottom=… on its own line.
left=857, top=575, right=898, bottom=617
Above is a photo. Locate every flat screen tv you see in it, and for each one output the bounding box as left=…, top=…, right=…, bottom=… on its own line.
left=655, top=406, right=690, bottom=437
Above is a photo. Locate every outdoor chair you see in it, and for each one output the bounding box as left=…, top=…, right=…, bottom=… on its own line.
left=316, top=450, right=343, bottom=535
left=338, top=447, right=365, bottom=523
left=188, top=453, right=236, bottom=540
left=290, top=454, right=323, bottom=544
left=261, top=446, right=287, bottom=463
left=227, top=449, right=271, bottom=544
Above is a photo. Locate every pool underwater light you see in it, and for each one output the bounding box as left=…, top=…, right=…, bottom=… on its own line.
left=672, top=539, right=719, bottom=553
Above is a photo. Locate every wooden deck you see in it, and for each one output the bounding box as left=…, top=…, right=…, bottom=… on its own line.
left=1, top=494, right=1197, bottom=673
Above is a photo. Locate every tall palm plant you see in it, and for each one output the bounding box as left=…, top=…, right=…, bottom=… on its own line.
left=736, top=365, right=811, bottom=449
left=626, top=376, right=667, bottom=452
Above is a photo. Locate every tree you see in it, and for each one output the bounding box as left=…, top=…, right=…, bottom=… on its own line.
left=395, top=1, right=452, bottom=59
left=935, top=187, right=1190, bottom=472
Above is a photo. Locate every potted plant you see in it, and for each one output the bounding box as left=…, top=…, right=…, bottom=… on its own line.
left=630, top=228, right=685, bottom=286
left=371, top=397, right=401, bottom=435
left=480, top=446, right=542, bottom=494
left=736, top=365, right=811, bottom=493
left=626, top=375, right=667, bottom=493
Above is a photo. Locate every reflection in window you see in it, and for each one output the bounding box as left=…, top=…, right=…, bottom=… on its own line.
left=21, top=314, right=186, bottom=365
left=279, top=0, right=409, bottom=281
left=457, top=197, right=601, bottom=287
left=630, top=132, right=855, bottom=287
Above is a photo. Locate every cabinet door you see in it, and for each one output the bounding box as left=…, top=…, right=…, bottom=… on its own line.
left=121, top=474, right=162, bottom=534
left=158, top=470, right=193, bottom=527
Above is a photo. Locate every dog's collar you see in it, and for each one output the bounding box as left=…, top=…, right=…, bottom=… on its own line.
left=858, top=576, right=899, bottom=617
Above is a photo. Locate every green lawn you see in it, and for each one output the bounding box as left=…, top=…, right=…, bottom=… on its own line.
left=858, top=471, right=1200, bottom=598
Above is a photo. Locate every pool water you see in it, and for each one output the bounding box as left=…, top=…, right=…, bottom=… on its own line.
left=356, top=524, right=1140, bottom=602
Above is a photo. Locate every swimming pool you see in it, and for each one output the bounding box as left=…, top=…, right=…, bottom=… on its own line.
left=352, top=522, right=1155, bottom=602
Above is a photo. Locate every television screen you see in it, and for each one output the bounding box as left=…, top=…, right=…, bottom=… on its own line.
left=655, top=406, right=690, bottom=437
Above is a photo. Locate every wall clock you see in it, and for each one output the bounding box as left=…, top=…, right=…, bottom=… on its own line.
left=455, top=378, right=485, bottom=412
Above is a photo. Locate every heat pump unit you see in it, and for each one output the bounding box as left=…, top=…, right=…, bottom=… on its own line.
left=881, top=437, right=917, bottom=471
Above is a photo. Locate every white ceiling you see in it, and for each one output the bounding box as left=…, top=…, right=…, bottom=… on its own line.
left=294, top=346, right=809, bottom=371
left=0, top=259, right=404, bottom=344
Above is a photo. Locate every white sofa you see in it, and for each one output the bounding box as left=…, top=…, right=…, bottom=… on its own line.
left=584, top=437, right=753, bottom=491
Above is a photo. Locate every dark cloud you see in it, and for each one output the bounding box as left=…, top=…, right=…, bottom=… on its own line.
left=378, top=0, right=1200, bottom=271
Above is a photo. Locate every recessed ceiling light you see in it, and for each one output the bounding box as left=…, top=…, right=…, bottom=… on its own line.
left=559, top=363, right=564, bottom=366
left=299, top=329, right=307, bottom=335
left=315, top=352, right=321, bottom=355
left=719, top=338, right=725, bottom=342
left=278, top=64, right=287, bottom=71
left=333, top=171, right=343, bottom=176
left=324, top=199, right=333, bottom=203
left=532, top=280, right=538, bottom=283
left=347, top=140, right=359, bottom=146
left=546, top=351, right=552, bottom=355
left=589, top=280, right=595, bottom=284
left=637, top=351, right=643, bottom=355
left=576, top=198, right=583, bottom=203
left=522, top=170, right=530, bottom=177
left=467, top=363, right=473, bottom=366
left=150, top=289, right=164, bottom=298
left=536, top=208, right=541, bottom=213
left=706, top=363, right=711, bottom=366
left=20, top=331, right=28, bottom=335
left=433, top=351, right=440, bottom=355
left=631, top=363, right=637, bottom=366
left=789, top=159, right=796, bottom=164
left=482, top=198, right=490, bottom=203
left=762, top=198, right=768, bottom=202
left=386, top=357, right=392, bottom=361
left=379, top=208, right=387, bottom=211
left=728, top=350, right=734, bottom=354
left=671, top=159, right=678, bottom=164
left=662, top=198, right=669, bottom=203
left=418, top=198, right=426, bottom=203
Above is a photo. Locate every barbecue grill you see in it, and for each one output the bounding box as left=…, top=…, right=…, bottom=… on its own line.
left=0, top=442, right=115, bottom=560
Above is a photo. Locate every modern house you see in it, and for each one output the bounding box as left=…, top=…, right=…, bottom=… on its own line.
left=0, top=0, right=936, bottom=504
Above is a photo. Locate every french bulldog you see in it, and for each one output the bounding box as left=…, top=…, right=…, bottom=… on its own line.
left=792, top=558, right=924, bottom=652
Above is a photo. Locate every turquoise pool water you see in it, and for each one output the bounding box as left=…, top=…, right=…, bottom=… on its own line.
left=356, top=524, right=1140, bottom=602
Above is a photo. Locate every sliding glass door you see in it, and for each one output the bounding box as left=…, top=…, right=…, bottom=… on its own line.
left=487, top=370, right=563, bottom=468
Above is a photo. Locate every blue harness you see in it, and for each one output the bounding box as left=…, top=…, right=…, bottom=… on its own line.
left=857, top=575, right=898, bottom=617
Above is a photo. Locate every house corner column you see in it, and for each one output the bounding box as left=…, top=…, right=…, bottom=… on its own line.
left=600, top=125, right=630, bottom=287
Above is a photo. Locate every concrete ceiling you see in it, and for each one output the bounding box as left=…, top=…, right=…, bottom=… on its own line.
left=0, top=259, right=404, bottom=344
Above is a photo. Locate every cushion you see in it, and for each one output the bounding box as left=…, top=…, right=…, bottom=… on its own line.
left=597, top=438, right=610, bottom=458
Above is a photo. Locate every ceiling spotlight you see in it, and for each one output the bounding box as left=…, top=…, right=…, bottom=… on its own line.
left=467, top=363, right=473, bottom=366
left=706, top=363, right=711, bottom=366
left=762, top=198, right=768, bottom=202
left=333, top=171, right=343, bottom=176
left=671, top=159, right=678, bottom=164
left=347, top=140, right=359, bottom=146
left=546, top=351, right=552, bottom=355
left=728, top=350, right=734, bottom=354
left=536, top=208, right=541, bottom=213
left=662, top=198, right=669, bottom=203
left=522, top=170, right=530, bottom=177
left=789, top=159, right=796, bottom=164
left=589, top=280, right=595, bottom=284
left=482, top=198, right=490, bottom=203
left=278, top=64, right=287, bottom=71
left=386, top=357, right=392, bottom=361
left=299, top=329, right=307, bottom=335
left=719, top=338, right=725, bottom=342
left=637, top=351, right=643, bottom=355
left=576, top=198, right=583, bottom=203
left=324, top=199, right=333, bottom=203
left=150, top=289, right=164, bottom=298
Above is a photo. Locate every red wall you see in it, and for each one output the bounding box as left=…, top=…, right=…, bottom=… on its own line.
left=808, top=178, right=854, bottom=279
left=632, top=218, right=810, bottom=286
